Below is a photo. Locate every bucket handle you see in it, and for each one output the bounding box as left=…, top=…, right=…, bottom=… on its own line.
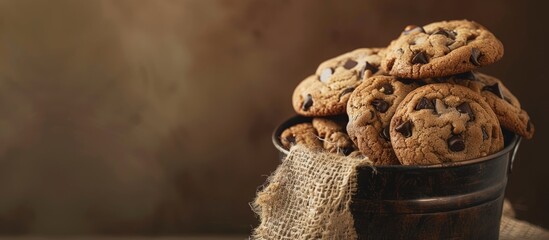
left=508, top=136, right=522, bottom=174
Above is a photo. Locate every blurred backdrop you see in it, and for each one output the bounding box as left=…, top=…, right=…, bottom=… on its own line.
left=0, top=0, right=547, bottom=235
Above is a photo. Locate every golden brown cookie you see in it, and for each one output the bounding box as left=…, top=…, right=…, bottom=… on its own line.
left=390, top=83, right=504, bottom=165
left=280, top=123, right=322, bottom=150
left=292, top=48, right=384, bottom=116
left=346, top=75, right=419, bottom=165
left=312, top=117, right=356, bottom=155
left=427, top=72, right=534, bottom=139
left=381, top=20, right=504, bottom=79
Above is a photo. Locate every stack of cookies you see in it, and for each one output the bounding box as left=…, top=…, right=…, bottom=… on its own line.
left=281, top=20, right=534, bottom=165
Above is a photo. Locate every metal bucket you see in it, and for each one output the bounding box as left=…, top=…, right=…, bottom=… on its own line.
left=272, top=115, right=521, bottom=240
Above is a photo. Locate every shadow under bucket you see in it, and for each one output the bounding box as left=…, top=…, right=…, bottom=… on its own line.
left=272, top=115, right=521, bottom=240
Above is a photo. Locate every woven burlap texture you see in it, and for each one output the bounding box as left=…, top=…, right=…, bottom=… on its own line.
left=500, top=216, right=549, bottom=240
left=252, top=145, right=372, bottom=239
left=252, top=145, right=549, bottom=240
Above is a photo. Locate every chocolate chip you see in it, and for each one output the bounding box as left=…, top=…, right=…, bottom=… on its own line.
left=371, top=99, right=389, bottom=113
left=482, top=83, right=504, bottom=99
left=303, top=94, right=313, bottom=111
left=286, top=135, right=296, bottom=144
left=343, top=59, right=358, bottom=69
left=411, top=51, right=429, bottom=64
left=379, top=83, right=394, bottom=95
left=454, top=71, right=476, bottom=81
left=342, top=147, right=354, bottom=156
left=470, top=48, right=482, bottom=66
left=319, top=68, right=333, bottom=83
left=466, top=34, right=478, bottom=43
left=456, top=102, right=475, bottom=121
left=432, top=28, right=455, bottom=39
left=365, top=62, right=379, bottom=73
left=432, top=28, right=449, bottom=36
left=403, top=25, right=425, bottom=35
left=482, top=127, right=488, bottom=140
left=359, top=61, right=378, bottom=79
left=448, top=135, right=465, bottom=152
left=379, top=126, right=391, bottom=141
left=415, top=97, right=434, bottom=110
left=338, top=87, right=355, bottom=100
left=395, top=120, right=413, bottom=138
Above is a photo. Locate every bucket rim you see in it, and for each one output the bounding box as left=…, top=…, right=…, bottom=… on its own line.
left=272, top=115, right=521, bottom=169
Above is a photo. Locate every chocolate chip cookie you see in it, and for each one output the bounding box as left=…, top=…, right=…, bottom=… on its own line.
left=293, top=48, right=384, bottom=116
left=347, top=75, right=419, bottom=165
left=280, top=123, right=322, bottom=150
left=390, top=83, right=504, bottom=165
left=427, top=72, right=534, bottom=139
left=381, top=20, right=504, bottom=79
left=312, top=117, right=356, bottom=155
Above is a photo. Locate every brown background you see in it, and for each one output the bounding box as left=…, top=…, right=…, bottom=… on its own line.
left=0, top=0, right=547, bottom=235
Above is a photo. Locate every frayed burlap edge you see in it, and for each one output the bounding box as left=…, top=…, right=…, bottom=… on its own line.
left=251, top=145, right=372, bottom=240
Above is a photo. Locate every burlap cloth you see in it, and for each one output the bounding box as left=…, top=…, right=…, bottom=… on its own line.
left=252, top=145, right=549, bottom=240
